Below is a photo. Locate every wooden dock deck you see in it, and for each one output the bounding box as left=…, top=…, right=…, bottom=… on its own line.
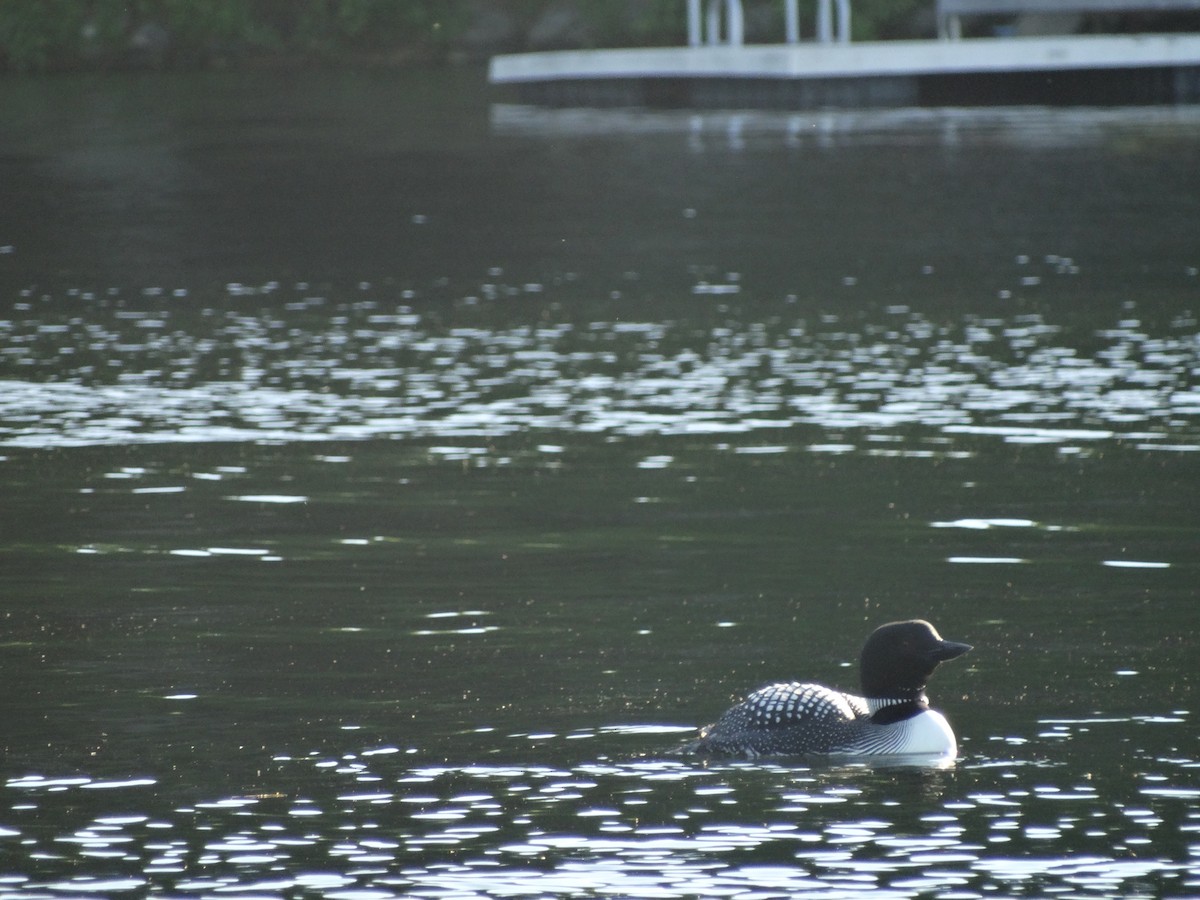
left=489, top=33, right=1200, bottom=108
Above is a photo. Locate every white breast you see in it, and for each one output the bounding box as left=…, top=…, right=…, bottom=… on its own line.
left=898, top=708, right=958, bottom=758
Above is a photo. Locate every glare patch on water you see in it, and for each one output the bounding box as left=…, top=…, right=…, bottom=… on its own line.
left=10, top=721, right=1200, bottom=899
left=1, top=288, right=1198, bottom=452
left=165, top=546, right=282, bottom=561
left=414, top=610, right=497, bottom=637
left=947, top=556, right=1028, bottom=565
left=226, top=494, right=309, bottom=504
left=932, top=517, right=1040, bottom=530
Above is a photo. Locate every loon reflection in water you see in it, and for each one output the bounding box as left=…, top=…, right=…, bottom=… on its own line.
left=683, top=620, right=971, bottom=759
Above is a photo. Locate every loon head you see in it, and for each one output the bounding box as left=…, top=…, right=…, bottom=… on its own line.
left=859, top=619, right=971, bottom=701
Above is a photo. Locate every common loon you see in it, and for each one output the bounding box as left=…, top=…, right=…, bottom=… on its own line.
left=683, top=619, right=971, bottom=759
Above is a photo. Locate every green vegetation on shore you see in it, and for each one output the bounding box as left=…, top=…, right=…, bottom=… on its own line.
left=0, top=0, right=467, bottom=72
left=0, top=0, right=925, bottom=73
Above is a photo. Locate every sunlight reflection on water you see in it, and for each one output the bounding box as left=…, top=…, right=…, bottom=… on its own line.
left=490, top=104, right=1200, bottom=150
left=2, top=278, right=1198, bottom=453
left=5, top=712, right=1199, bottom=899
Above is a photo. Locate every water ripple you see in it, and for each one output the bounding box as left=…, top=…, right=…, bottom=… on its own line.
left=1, top=287, right=1198, bottom=451
left=5, top=714, right=1199, bottom=900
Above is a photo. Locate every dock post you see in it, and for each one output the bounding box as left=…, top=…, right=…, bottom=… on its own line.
left=727, top=0, right=745, bottom=45
left=785, top=0, right=800, bottom=43
left=693, top=0, right=848, bottom=46
left=687, top=0, right=701, bottom=45
left=702, top=0, right=745, bottom=45
left=706, top=0, right=720, bottom=43
left=834, top=0, right=850, bottom=42
left=934, top=1, right=961, bottom=40
left=817, top=0, right=851, bottom=43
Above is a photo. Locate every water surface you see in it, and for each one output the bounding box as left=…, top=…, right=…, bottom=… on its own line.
left=1, top=69, right=1199, bottom=898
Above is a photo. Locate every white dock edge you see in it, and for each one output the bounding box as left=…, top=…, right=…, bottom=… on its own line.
left=490, top=34, right=1200, bottom=84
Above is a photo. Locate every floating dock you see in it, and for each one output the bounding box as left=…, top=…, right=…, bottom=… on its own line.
left=489, top=33, right=1200, bottom=108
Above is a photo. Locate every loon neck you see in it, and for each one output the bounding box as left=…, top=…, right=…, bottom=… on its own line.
left=867, top=693, right=928, bottom=712
left=867, top=693, right=929, bottom=724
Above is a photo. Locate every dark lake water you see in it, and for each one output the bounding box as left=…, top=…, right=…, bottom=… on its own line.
left=2, top=67, right=1200, bottom=898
